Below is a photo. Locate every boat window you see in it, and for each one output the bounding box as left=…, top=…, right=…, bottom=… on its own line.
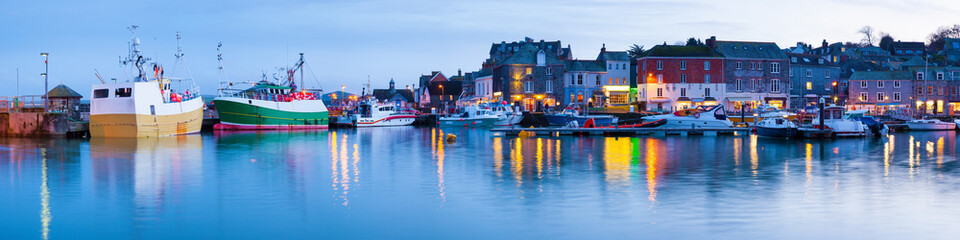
left=94, top=89, right=109, bottom=98
left=115, top=88, right=132, bottom=98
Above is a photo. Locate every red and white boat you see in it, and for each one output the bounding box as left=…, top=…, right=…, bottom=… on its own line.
left=355, top=101, right=417, bottom=127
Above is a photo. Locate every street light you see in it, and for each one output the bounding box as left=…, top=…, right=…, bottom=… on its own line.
left=41, top=52, right=49, bottom=112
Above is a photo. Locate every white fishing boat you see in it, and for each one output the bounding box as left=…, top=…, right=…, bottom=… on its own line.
left=906, top=118, right=957, bottom=131
left=438, top=106, right=499, bottom=128
left=484, top=102, right=523, bottom=126
left=811, top=105, right=869, bottom=137
left=355, top=101, right=417, bottom=127
left=90, top=26, right=203, bottom=138
left=641, top=104, right=734, bottom=129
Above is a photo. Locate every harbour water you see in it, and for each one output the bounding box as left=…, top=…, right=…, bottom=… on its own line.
left=2, top=128, right=960, bottom=239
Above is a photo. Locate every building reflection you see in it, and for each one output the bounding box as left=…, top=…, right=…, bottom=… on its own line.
left=329, top=131, right=362, bottom=207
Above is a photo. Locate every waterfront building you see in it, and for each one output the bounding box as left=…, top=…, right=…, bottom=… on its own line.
left=786, top=53, right=842, bottom=107
left=708, top=37, right=791, bottom=110
left=45, top=84, right=84, bottom=119
left=596, top=45, right=632, bottom=106
left=941, top=38, right=960, bottom=62
left=638, top=45, right=725, bottom=112
left=847, top=71, right=913, bottom=113
left=562, top=60, right=606, bottom=107
left=372, top=79, right=415, bottom=107
left=473, top=75, right=493, bottom=101
left=489, top=38, right=571, bottom=111
left=907, top=67, right=960, bottom=114
left=417, top=71, right=462, bottom=113
left=890, top=41, right=926, bottom=56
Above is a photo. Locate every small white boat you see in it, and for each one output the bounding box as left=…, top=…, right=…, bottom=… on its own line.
left=484, top=102, right=523, bottom=126
left=907, top=118, right=957, bottom=131
left=811, top=105, right=870, bottom=137
left=641, top=104, right=734, bottom=129
left=355, top=102, right=417, bottom=127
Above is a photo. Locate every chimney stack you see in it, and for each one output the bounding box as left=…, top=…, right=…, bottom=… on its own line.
left=822, top=39, right=828, bottom=49
left=706, top=36, right=717, bottom=49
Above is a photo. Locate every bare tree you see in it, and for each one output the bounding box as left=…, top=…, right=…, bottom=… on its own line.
left=858, top=25, right=878, bottom=46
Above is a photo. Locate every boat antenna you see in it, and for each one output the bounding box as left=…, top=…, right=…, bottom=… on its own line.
left=300, top=53, right=305, bottom=90
left=217, top=42, right=225, bottom=96
left=120, top=25, right=150, bottom=82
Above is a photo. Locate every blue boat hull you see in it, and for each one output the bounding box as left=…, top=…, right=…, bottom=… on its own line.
left=756, top=126, right=798, bottom=138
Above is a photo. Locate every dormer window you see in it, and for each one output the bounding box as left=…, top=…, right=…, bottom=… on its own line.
left=937, top=72, right=944, bottom=80
left=917, top=72, right=924, bottom=80
left=791, top=57, right=797, bottom=63
left=818, top=59, right=824, bottom=64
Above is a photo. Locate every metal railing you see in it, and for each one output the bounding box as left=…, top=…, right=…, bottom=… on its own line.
left=0, top=95, right=46, bottom=113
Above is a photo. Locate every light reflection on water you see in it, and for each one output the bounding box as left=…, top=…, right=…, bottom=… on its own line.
left=0, top=129, right=960, bottom=239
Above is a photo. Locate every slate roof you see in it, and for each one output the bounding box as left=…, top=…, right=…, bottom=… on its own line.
left=489, top=38, right=571, bottom=59
left=644, top=45, right=724, bottom=58
left=373, top=89, right=414, bottom=102
left=500, top=43, right=566, bottom=65
left=46, top=84, right=83, bottom=98
left=786, top=53, right=838, bottom=67
left=564, top=60, right=607, bottom=72
left=714, top=41, right=787, bottom=59
left=944, top=38, right=960, bottom=51
left=427, top=81, right=462, bottom=96
left=901, top=56, right=928, bottom=67
left=890, top=41, right=926, bottom=50
left=598, top=51, right=630, bottom=61
left=849, top=71, right=913, bottom=80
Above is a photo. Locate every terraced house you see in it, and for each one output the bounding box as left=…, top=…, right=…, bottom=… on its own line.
left=847, top=71, right=913, bottom=114
left=786, top=53, right=842, bottom=107
left=488, top=38, right=572, bottom=111
left=563, top=60, right=606, bottom=107
left=596, top=44, right=631, bottom=106
left=907, top=67, right=960, bottom=114
left=708, top=37, right=791, bottom=111
left=638, top=45, right=725, bottom=112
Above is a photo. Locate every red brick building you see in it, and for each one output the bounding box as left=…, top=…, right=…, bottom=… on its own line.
left=638, top=45, right=726, bottom=112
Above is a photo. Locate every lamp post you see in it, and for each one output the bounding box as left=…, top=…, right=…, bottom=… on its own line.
left=439, top=85, right=444, bottom=113
left=41, top=52, right=49, bottom=112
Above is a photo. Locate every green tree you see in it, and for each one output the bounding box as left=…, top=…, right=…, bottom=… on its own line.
left=685, top=37, right=704, bottom=47
left=628, top=44, right=646, bottom=60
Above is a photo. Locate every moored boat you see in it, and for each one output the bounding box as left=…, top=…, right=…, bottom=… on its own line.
left=544, top=105, right=618, bottom=127
left=90, top=27, right=202, bottom=138
left=355, top=101, right=417, bottom=127
left=811, top=105, right=869, bottom=137
left=213, top=52, right=328, bottom=130
left=485, top=102, right=523, bottom=126
left=906, top=118, right=957, bottom=131
left=755, top=117, right=798, bottom=138
left=641, top=104, right=733, bottom=129
left=438, top=106, right=499, bottom=128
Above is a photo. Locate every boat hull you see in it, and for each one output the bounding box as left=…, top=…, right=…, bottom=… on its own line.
left=756, top=126, right=798, bottom=138
left=356, top=115, right=417, bottom=127
left=545, top=114, right=618, bottom=127
left=90, top=106, right=203, bottom=138
left=494, top=114, right=524, bottom=126
left=906, top=123, right=957, bottom=131
left=213, top=97, right=329, bottom=130
left=438, top=117, right=498, bottom=128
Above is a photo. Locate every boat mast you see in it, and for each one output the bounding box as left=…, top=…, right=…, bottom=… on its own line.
left=120, top=25, right=149, bottom=82
left=217, top=42, right=225, bottom=96
left=300, top=53, right=304, bottom=91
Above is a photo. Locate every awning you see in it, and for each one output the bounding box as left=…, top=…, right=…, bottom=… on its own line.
left=691, top=98, right=704, bottom=102
left=704, top=97, right=717, bottom=102
left=677, top=97, right=691, bottom=102
left=764, top=96, right=787, bottom=101
left=726, top=97, right=753, bottom=102
left=649, top=97, right=671, bottom=103
left=877, top=102, right=901, bottom=106
left=804, top=94, right=818, bottom=98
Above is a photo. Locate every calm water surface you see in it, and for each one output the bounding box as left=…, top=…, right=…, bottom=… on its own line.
left=2, top=128, right=960, bottom=239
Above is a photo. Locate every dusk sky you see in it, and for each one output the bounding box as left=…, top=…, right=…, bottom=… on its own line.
left=2, top=0, right=959, bottom=98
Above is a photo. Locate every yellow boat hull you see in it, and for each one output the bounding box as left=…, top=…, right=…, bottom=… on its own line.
left=90, top=108, right=203, bottom=138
